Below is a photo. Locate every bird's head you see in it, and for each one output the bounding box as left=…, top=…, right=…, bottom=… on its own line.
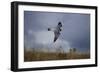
left=58, top=22, right=62, bottom=27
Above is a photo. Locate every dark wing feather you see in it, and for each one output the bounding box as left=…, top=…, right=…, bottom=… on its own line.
left=54, top=31, right=60, bottom=42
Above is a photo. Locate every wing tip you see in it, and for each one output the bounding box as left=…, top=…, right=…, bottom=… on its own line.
left=54, top=38, right=57, bottom=43
left=48, top=28, right=51, bottom=31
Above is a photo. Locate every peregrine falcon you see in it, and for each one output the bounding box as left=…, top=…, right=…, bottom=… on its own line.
left=48, top=22, right=62, bottom=42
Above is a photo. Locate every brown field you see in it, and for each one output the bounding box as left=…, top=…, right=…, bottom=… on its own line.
left=24, top=49, right=90, bottom=62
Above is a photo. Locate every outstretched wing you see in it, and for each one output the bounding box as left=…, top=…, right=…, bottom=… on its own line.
left=54, top=31, right=60, bottom=42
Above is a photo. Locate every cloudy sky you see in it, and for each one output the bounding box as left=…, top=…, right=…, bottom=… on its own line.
left=24, top=11, right=90, bottom=52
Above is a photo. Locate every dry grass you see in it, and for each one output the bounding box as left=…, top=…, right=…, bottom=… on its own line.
left=24, top=49, right=90, bottom=62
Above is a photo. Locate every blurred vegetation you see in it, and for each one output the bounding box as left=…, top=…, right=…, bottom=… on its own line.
left=24, top=48, right=90, bottom=62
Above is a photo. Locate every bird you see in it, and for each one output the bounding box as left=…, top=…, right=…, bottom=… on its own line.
left=48, top=22, right=62, bottom=43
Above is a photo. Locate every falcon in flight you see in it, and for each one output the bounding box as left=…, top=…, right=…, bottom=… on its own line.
left=48, top=22, right=62, bottom=43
